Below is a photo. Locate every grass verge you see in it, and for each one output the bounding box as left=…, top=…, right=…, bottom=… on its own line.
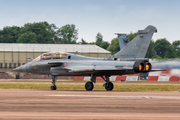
left=0, top=82, right=179, bottom=91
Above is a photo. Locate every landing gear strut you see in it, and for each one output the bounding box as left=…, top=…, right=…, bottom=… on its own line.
left=85, top=74, right=96, bottom=91
left=101, top=76, right=114, bottom=91
left=51, top=76, right=57, bottom=90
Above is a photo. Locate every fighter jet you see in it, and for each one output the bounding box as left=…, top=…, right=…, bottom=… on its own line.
left=12, top=25, right=157, bottom=91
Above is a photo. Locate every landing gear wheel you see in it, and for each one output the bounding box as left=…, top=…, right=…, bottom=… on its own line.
left=105, top=82, right=114, bottom=91
left=85, top=82, right=94, bottom=91
left=51, top=76, right=57, bottom=90
left=51, top=85, right=57, bottom=90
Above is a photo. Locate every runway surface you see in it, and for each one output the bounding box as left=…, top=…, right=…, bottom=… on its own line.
left=1, top=79, right=180, bottom=84
left=0, top=90, right=180, bottom=119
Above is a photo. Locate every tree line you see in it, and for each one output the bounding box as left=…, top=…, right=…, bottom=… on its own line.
left=0, top=21, right=180, bottom=59
left=0, top=21, right=78, bottom=44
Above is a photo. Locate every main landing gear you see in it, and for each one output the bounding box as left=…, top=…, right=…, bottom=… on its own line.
left=85, top=74, right=95, bottom=91
left=85, top=82, right=94, bottom=91
left=85, top=75, right=114, bottom=91
left=101, top=76, right=114, bottom=91
left=51, top=76, right=57, bottom=90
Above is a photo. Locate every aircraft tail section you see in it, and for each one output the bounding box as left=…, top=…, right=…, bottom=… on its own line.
left=111, top=25, right=157, bottom=59
left=115, top=34, right=130, bottom=50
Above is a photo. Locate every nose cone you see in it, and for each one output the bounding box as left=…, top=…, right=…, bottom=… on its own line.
left=12, top=65, right=25, bottom=72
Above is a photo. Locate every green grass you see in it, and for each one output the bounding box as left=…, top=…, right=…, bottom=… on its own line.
left=0, top=82, right=179, bottom=91
left=113, top=84, right=180, bottom=91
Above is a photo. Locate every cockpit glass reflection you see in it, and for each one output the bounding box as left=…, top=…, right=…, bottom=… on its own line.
left=33, top=52, right=68, bottom=62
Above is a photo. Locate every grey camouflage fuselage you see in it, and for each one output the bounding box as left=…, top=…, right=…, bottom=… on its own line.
left=12, top=25, right=157, bottom=91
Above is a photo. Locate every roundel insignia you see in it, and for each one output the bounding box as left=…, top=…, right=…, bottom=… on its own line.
left=63, top=62, right=68, bottom=67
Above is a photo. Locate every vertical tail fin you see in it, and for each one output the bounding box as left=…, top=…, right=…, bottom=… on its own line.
left=115, top=34, right=130, bottom=50
left=111, top=25, right=157, bottom=59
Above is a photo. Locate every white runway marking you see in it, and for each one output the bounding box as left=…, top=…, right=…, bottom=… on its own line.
left=45, top=94, right=180, bottom=99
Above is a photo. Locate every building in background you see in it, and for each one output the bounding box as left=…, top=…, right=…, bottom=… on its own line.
left=0, top=43, right=111, bottom=73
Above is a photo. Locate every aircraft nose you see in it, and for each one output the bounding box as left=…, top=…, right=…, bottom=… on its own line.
left=12, top=65, right=24, bottom=72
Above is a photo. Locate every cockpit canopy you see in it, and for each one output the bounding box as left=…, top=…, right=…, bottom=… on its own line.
left=33, top=52, right=68, bottom=62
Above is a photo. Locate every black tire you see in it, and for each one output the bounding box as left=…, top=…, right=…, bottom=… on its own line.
left=85, top=82, right=94, bottom=91
left=53, top=85, right=57, bottom=90
left=50, top=85, right=57, bottom=90
left=50, top=86, right=53, bottom=90
left=105, top=82, right=114, bottom=91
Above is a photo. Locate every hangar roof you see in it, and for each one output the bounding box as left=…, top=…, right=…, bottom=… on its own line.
left=0, top=43, right=110, bottom=53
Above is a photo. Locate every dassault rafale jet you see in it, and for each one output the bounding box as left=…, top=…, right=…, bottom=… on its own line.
left=12, top=25, right=157, bottom=91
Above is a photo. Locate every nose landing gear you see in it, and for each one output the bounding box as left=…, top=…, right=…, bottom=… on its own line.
left=51, top=76, right=57, bottom=90
left=51, top=85, right=57, bottom=90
